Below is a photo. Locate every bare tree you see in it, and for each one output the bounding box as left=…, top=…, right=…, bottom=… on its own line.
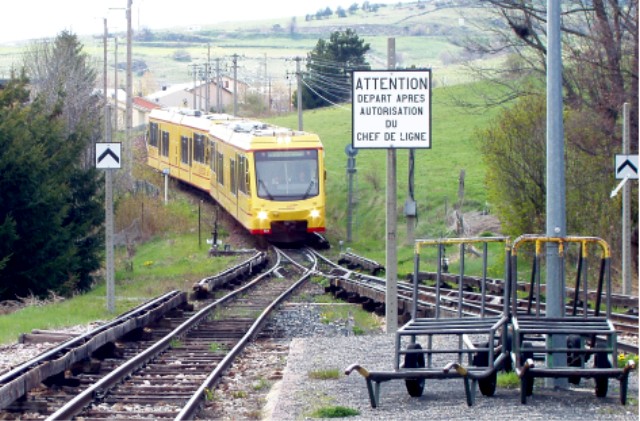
left=22, top=31, right=102, bottom=169
left=464, top=0, right=638, bottom=150
left=465, top=1, right=638, bottom=275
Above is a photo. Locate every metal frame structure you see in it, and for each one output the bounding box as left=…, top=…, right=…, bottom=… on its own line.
left=346, top=237, right=512, bottom=407
left=509, top=235, right=635, bottom=404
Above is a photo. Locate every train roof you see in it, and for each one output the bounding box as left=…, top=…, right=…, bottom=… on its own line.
left=149, top=108, right=323, bottom=151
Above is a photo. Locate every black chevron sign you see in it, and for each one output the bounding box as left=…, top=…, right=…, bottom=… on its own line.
left=615, top=154, right=639, bottom=180
left=96, top=143, right=122, bottom=169
left=98, top=148, right=120, bottom=164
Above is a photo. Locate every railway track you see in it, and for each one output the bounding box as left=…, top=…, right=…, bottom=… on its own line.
left=0, top=246, right=636, bottom=418
left=313, top=250, right=639, bottom=354
left=0, top=247, right=317, bottom=420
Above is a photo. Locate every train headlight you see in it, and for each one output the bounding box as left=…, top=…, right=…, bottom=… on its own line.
left=258, top=210, right=269, bottom=221
left=310, top=209, right=321, bottom=219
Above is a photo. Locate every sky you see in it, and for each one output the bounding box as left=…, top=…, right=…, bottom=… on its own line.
left=1, top=0, right=399, bottom=43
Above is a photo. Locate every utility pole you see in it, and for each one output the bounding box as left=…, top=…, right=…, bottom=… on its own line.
left=190, top=64, right=198, bottom=109
left=405, top=148, right=416, bottom=244
left=546, top=0, right=567, bottom=387
left=105, top=105, right=115, bottom=314
left=288, top=77, right=292, bottom=113
left=114, top=37, right=118, bottom=133
left=295, top=56, right=303, bottom=130
left=216, top=58, right=222, bottom=113
left=232, top=54, right=238, bottom=116
left=622, top=102, right=632, bottom=294
left=125, top=0, right=133, bottom=181
left=206, top=44, right=211, bottom=113
left=386, top=37, right=398, bottom=333
left=103, top=19, right=108, bottom=139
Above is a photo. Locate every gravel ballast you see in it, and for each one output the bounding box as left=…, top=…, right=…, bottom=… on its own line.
left=267, top=333, right=639, bottom=420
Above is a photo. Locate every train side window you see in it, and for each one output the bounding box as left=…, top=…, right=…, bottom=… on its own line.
left=194, top=133, right=205, bottom=163
left=230, top=159, right=237, bottom=195
left=180, top=136, right=189, bottom=164
left=217, top=151, right=224, bottom=186
left=237, top=155, right=246, bottom=194
left=161, top=131, right=170, bottom=157
left=149, top=122, right=159, bottom=147
left=210, top=141, right=217, bottom=172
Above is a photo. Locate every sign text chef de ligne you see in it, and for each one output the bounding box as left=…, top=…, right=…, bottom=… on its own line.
left=352, top=69, right=431, bottom=149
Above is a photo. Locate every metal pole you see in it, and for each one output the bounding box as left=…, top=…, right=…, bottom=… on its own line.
left=216, top=58, right=221, bottom=113
left=622, top=102, right=631, bottom=294
left=347, top=161, right=354, bottom=242
left=126, top=0, right=132, bottom=180
left=385, top=37, right=398, bottom=333
left=192, top=64, right=197, bottom=109
left=233, top=54, right=238, bottom=117
left=103, top=19, right=108, bottom=139
left=546, top=0, right=567, bottom=386
left=206, top=45, right=210, bottom=112
left=164, top=171, right=169, bottom=205
left=296, top=57, right=303, bottom=131
left=406, top=149, right=416, bottom=244
left=105, top=106, right=115, bottom=314
left=114, top=37, right=118, bottom=133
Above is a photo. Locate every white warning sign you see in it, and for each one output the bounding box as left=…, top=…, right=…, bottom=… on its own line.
left=352, top=69, right=431, bottom=149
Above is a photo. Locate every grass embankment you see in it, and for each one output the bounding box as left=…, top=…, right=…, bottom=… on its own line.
left=268, top=81, right=506, bottom=275
left=0, top=197, right=239, bottom=345
left=0, top=81, right=498, bottom=345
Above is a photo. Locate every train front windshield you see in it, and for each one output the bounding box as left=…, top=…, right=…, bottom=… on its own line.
left=255, top=150, right=319, bottom=201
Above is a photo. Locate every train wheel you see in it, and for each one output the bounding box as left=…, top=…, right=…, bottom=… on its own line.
left=403, top=343, right=425, bottom=397
left=594, top=350, right=611, bottom=398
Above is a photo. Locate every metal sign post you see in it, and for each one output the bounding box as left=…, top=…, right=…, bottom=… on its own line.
left=546, top=0, right=567, bottom=387
left=96, top=137, right=121, bottom=314
left=616, top=103, right=638, bottom=295
left=352, top=39, right=432, bottom=333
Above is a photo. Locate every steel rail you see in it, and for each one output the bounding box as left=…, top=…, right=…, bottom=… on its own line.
left=175, top=247, right=317, bottom=420
left=0, top=290, right=186, bottom=410
left=47, top=248, right=315, bottom=421
left=312, top=250, right=638, bottom=353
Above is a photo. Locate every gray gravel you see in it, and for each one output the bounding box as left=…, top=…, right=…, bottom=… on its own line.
left=264, top=304, right=639, bottom=420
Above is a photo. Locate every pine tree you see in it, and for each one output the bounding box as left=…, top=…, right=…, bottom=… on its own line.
left=298, top=29, right=370, bottom=109
left=0, top=72, right=103, bottom=299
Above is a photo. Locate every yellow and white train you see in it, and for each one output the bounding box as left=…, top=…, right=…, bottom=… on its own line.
left=146, top=108, right=326, bottom=242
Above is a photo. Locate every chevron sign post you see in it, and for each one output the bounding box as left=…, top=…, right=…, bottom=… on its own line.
left=96, top=143, right=122, bottom=169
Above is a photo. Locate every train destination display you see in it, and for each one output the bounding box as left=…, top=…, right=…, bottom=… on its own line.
left=352, top=69, right=431, bottom=149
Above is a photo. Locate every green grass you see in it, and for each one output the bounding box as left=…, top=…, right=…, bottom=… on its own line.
left=0, top=195, right=239, bottom=345
left=308, top=368, right=341, bottom=380
left=497, top=371, right=520, bottom=388
left=308, top=406, right=360, bottom=418
left=267, top=80, right=507, bottom=274
left=314, top=295, right=382, bottom=334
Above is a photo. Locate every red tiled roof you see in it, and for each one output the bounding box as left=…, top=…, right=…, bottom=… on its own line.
left=133, top=96, right=162, bottom=111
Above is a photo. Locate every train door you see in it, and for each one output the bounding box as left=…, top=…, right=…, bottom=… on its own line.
left=230, top=157, right=237, bottom=218
left=180, top=135, right=190, bottom=181
left=236, top=154, right=251, bottom=228
left=210, top=140, right=218, bottom=200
